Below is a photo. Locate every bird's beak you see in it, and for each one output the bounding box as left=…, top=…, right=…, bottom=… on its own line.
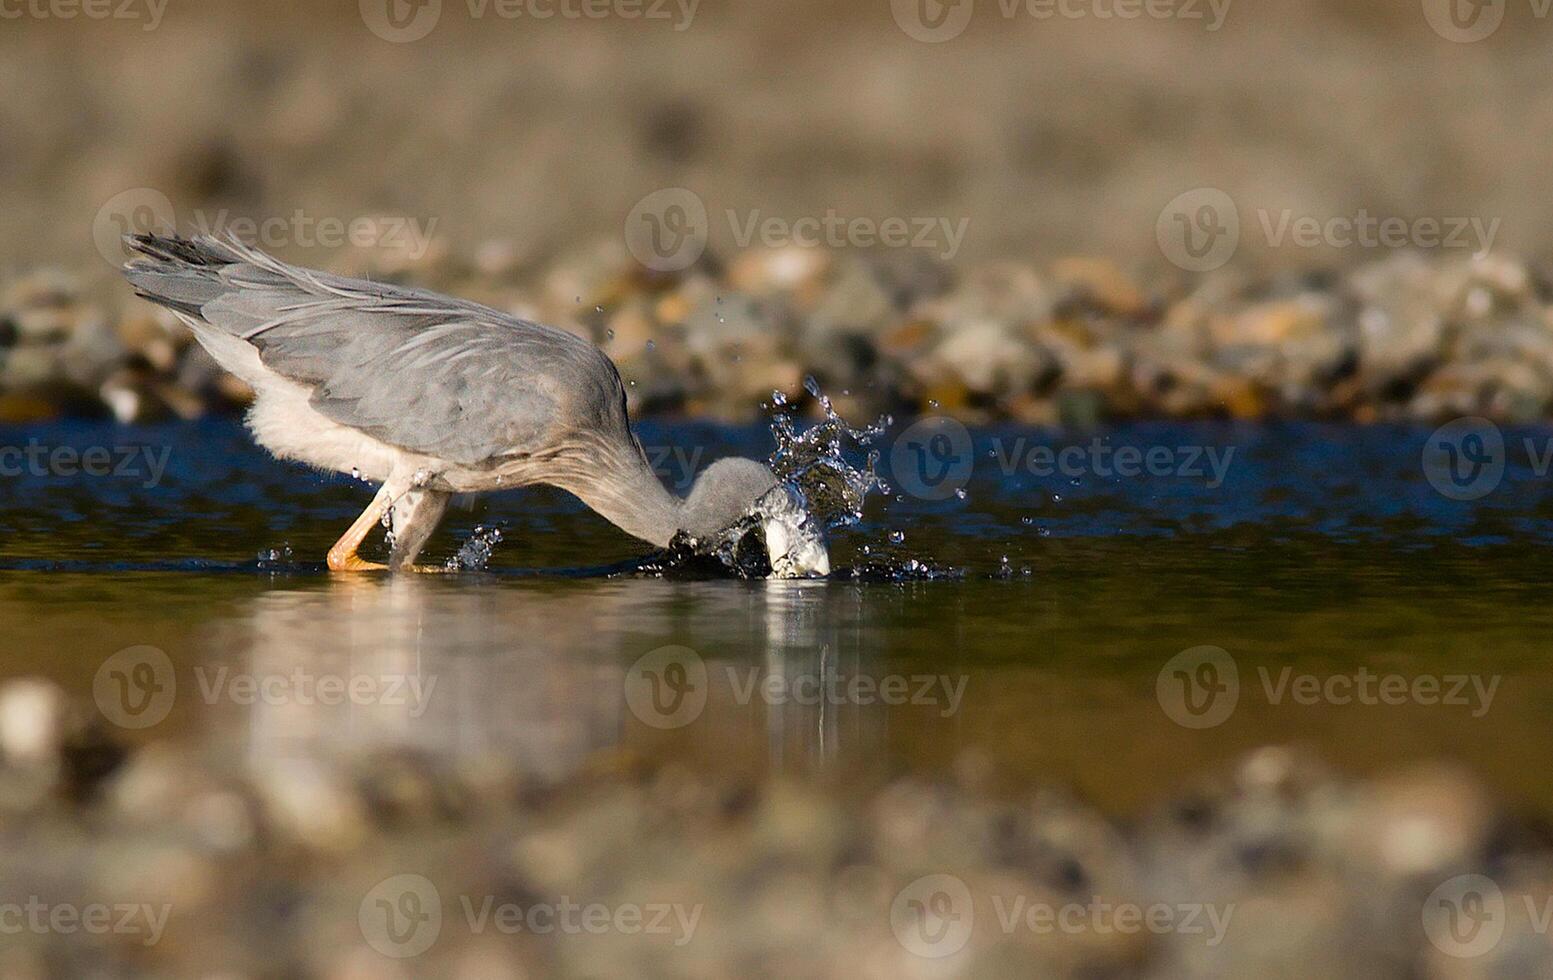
left=762, top=514, right=831, bottom=579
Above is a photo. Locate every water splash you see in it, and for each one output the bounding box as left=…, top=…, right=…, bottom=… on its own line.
left=766, top=377, right=888, bottom=535
left=256, top=543, right=294, bottom=569
left=638, top=377, right=903, bottom=580
left=445, top=525, right=505, bottom=572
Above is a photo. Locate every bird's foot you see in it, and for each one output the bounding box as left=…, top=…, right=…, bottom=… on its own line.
left=326, top=551, right=388, bottom=572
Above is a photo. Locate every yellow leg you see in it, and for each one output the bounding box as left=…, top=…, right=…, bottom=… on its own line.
left=327, top=490, right=391, bottom=572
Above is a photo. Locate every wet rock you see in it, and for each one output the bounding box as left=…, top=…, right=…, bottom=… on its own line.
left=0, top=678, right=70, bottom=768
left=1348, top=254, right=1449, bottom=395
left=929, top=319, right=1051, bottom=399
left=1051, top=257, right=1148, bottom=317
left=252, top=760, right=369, bottom=854
left=728, top=245, right=832, bottom=302
left=1342, top=766, right=1495, bottom=878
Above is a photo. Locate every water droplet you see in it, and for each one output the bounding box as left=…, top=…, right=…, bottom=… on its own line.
left=954, top=488, right=967, bottom=500
left=927, top=399, right=940, bottom=409
left=1020, top=516, right=1034, bottom=526
left=889, top=530, right=906, bottom=545
left=646, top=339, right=656, bottom=352
left=446, top=524, right=505, bottom=572
left=803, top=375, right=821, bottom=398
left=605, top=328, right=616, bottom=340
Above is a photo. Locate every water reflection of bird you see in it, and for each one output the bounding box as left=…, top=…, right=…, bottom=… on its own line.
left=122, top=234, right=827, bottom=575
left=225, top=578, right=890, bottom=781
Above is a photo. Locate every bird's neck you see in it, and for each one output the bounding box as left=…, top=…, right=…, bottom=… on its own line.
left=562, top=439, right=685, bottom=548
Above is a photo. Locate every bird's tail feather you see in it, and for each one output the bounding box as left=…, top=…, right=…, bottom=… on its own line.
left=121, top=233, right=245, bottom=320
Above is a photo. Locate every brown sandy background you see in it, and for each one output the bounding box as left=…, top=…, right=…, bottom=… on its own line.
left=1, top=0, right=1547, bottom=278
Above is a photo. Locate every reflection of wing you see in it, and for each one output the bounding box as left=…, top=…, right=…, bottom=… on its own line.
left=124, top=234, right=627, bottom=465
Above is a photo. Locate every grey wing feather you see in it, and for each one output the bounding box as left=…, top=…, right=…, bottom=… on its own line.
left=123, top=233, right=626, bottom=466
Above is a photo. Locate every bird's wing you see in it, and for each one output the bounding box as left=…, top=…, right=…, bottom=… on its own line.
left=124, top=234, right=627, bottom=466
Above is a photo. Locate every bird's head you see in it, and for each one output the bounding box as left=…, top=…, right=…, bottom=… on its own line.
left=680, top=457, right=830, bottom=578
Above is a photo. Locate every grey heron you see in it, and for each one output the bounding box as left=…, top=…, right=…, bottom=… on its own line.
left=122, top=234, right=829, bottom=577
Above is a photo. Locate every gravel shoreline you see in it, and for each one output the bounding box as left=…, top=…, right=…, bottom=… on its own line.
left=0, top=676, right=1548, bottom=978
left=5, top=244, right=1552, bottom=429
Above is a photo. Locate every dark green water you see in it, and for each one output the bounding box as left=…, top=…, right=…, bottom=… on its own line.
left=4, top=418, right=1553, bottom=814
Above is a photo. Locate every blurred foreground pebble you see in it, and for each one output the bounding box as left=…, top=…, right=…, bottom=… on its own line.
left=1, top=677, right=1551, bottom=978
left=8, top=245, right=1553, bottom=425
